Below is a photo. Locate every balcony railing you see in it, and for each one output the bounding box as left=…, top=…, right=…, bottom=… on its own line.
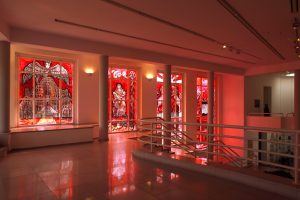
left=138, top=118, right=300, bottom=184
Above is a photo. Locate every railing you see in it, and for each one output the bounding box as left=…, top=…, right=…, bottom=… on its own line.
left=248, top=112, right=284, bottom=117
left=287, top=113, right=295, bottom=117
left=214, top=140, right=243, bottom=167
left=138, top=119, right=300, bottom=184
left=139, top=117, right=199, bottom=155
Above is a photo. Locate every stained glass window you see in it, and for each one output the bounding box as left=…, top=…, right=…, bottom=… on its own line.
left=156, top=73, right=183, bottom=130
left=108, top=68, right=137, bottom=132
left=196, top=77, right=217, bottom=145
left=18, top=57, right=73, bottom=126
left=196, top=77, right=208, bottom=136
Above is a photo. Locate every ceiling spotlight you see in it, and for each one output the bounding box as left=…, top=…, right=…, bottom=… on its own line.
left=222, top=45, right=227, bottom=49
left=293, top=18, right=299, bottom=29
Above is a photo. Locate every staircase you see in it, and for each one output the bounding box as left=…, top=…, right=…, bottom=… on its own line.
left=138, top=117, right=245, bottom=167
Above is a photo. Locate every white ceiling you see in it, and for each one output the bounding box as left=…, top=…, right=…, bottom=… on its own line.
left=0, top=0, right=299, bottom=69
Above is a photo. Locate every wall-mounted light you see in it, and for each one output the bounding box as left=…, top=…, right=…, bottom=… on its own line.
left=84, top=68, right=95, bottom=75
left=145, top=73, right=154, bottom=80
left=286, top=71, right=295, bottom=77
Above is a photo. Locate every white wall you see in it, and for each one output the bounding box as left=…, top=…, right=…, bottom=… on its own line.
left=245, top=73, right=294, bottom=115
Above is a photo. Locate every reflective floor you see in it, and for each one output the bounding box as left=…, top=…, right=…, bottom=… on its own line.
left=0, top=133, right=293, bottom=200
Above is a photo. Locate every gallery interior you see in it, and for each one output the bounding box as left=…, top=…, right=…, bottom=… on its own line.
left=0, top=0, right=300, bottom=199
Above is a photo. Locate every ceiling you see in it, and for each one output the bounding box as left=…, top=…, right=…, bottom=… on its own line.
left=0, top=0, right=299, bottom=69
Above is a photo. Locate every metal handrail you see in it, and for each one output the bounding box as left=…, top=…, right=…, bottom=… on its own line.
left=286, top=113, right=295, bottom=117
left=140, top=119, right=300, bottom=134
left=139, top=119, right=204, bottom=157
left=140, top=117, right=164, bottom=121
left=138, top=119, right=300, bottom=184
left=247, top=112, right=284, bottom=117
left=214, top=140, right=243, bottom=167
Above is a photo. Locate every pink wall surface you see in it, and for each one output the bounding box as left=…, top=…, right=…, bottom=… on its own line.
left=139, top=65, right=157, bottom=119
left=246, top=116, right=282, bottom=129
left=0, top=16, right=9, bottom=41
left=220, top=74, right=245, bottom=156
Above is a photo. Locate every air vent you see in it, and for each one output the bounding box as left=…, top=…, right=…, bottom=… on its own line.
left=291, top=0, right=299, bottom=13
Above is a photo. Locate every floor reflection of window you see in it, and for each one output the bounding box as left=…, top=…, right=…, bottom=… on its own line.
left=18, top=57, right=73, bottom=126
left=39, top=160, right=73, bottom=199
left=108, top=68, right=137, bottom=133
left=108, top=143, right=135, bottom=196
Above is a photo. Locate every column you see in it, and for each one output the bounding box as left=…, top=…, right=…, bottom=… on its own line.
left=99, top=55, right=109, bottom=141
left=294, top=70, right=300, bottom=183
left=185, top=71, right=197, bottom=140
left=0, top=41, right=10, bottom=146
left=207, top=71, right=214, bottom=159
left=294, top=70, right=300, bottom=129
left=163, top=64, right=172, bottom=151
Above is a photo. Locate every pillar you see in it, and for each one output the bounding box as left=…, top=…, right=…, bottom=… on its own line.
left=184, top=71, right=197, bottom=140
left=163, top=64, right=172, bottom=150
left=295, top=70, right=300, bottom=130
left=208, top=71, right=214, bottom=159
left=0, top=41, right=10, bottom=146
left=294, top=70, right=300, bottom=183
left=99, top=55, right=109, bottom=141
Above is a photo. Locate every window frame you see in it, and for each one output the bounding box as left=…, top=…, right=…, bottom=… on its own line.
left=16, top=54, right=75, bottom=127
left=108, top=67, right=138, bottom=133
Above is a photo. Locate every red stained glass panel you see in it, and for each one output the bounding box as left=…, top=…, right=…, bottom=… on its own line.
left=18, top=57, right=73, bottom=126
left=108, top=68, right=137, bottom=132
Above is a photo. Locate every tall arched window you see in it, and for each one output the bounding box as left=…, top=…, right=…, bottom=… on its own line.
left=18, top=57, right=73, bottom=126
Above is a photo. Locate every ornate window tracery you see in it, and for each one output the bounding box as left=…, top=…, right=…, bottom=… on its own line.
left=156, top=73, right=183, bottom=128
left=108, top=68, right=137, bottom=132
left=196, top=77, right=217, bottom=147
left=18, top=57, right=73, bottom=126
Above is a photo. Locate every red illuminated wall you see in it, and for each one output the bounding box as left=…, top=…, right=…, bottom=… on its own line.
left=221, top=74, right=245, bottom=157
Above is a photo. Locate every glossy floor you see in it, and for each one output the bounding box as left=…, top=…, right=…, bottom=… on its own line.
left=0, top=133, right=292, bottom=200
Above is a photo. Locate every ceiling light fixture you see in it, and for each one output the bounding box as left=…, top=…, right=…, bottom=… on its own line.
left=286, top=72, right=295, bottom=77
left=221, top=44, right=242, bottom=55
left=293, top=18, right=300, bottom=58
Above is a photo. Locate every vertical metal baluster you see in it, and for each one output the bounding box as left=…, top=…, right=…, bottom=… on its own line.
left=295, top=133, right=299, bottom=184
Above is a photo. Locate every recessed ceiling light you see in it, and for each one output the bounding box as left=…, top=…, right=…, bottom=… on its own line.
left=222, top=45, right=227, bottom=49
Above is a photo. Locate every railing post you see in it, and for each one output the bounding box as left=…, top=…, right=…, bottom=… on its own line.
left=295, top=133, right=299, bottom=184
left=206, top=124, right=209, bottom=161
left=151, top=122, right=153, bottom=153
